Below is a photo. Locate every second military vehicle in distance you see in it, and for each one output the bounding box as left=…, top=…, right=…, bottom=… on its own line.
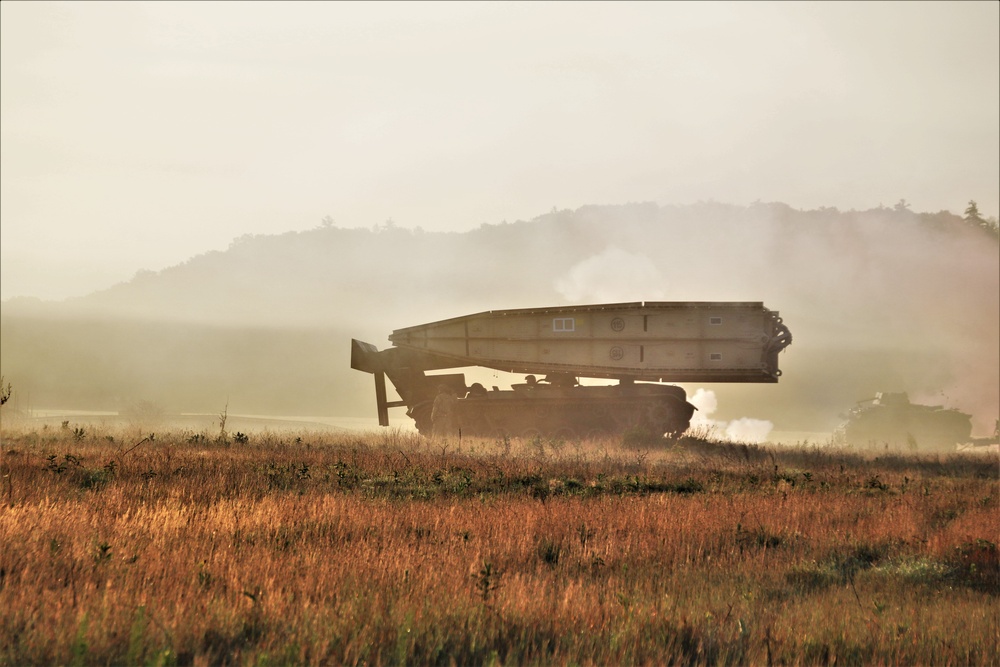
left=834, top=392, right=973, bottom=451
left=351, top=301, right=792, bottom=439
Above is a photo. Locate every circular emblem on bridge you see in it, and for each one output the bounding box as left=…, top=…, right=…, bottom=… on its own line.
left=609, top=346, right=625, bottom=361
left=610, top=317, right=625, bottom=331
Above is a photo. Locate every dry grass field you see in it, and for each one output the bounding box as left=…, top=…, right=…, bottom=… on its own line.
left=0, top=422, right=997, bottom=666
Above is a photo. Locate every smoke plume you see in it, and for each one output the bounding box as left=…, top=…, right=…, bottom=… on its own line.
left=555, top=247, right=667, bottom=303
left=689, top=388, right=774, bottom=443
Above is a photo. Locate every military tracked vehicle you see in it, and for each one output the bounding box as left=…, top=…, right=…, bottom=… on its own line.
left=351, top=302, right=792, bottom=438
left=834, top=392, right=973, bottom=450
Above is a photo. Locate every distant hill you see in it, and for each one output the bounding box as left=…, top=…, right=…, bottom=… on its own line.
left=2, top=202, right=997, bottom=434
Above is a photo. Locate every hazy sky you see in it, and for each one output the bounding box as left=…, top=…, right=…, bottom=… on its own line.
left=2, top=1, right=998, bottom=300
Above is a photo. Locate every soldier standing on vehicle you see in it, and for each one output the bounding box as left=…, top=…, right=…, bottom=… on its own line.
left=432, top=385, right=458, bottom=438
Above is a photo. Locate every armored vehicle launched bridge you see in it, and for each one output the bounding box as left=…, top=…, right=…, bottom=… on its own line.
left=351, top=302, right=792, bottom=438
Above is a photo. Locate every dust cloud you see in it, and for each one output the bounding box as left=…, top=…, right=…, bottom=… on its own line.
left=547, top=204, right=999, bottom=435
left=689, top=388, right=774, bottom=444
left=555, top=247, right=668, bottom=303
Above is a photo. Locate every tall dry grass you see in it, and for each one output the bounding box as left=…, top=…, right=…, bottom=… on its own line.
left=1, top=422, right=997, bottom=665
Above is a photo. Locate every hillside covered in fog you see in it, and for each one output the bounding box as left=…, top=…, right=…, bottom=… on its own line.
left=2, top=201, right=998, bottom=434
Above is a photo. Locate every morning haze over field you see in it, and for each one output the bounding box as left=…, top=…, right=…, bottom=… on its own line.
left=2, top=203, right=997, bottom=439
left=1, top=5, right=998, bottom=664
left=1, top=2, right=998, bottom=439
